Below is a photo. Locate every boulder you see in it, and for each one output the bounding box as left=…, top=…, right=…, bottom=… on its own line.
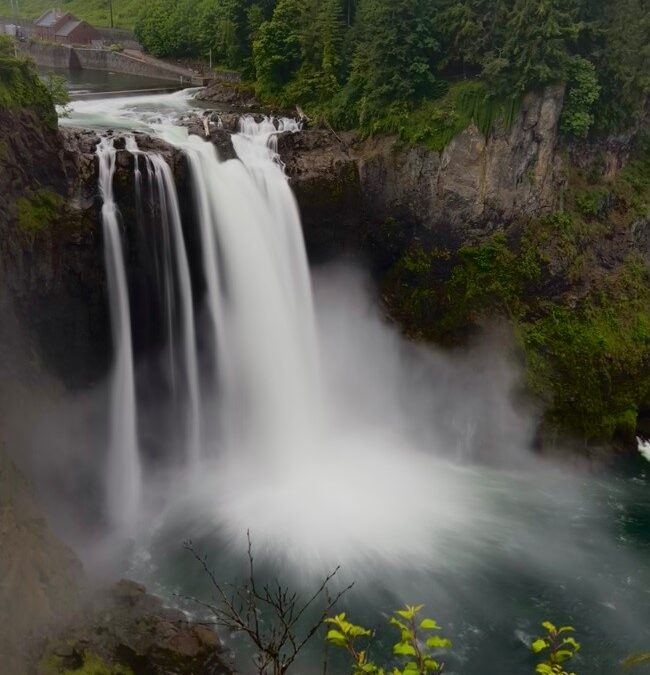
left=38, top=580, right=233, bottom=675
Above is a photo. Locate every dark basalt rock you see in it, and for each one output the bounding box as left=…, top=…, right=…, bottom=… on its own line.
left=38, top=579, right=233, bottom=675
left=0, top=111, right=109, bottom=389
left=194, top=80, right=259, bottom=109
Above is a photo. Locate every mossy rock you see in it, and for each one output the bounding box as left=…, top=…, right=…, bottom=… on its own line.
left=16, top=189, right=65, bottom=234
left=38, top=650, right=134, bottom=675
left=385, top=212, right=650, bottom=446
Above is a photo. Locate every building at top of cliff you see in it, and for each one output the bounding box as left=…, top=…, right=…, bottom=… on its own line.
left=34, top=9, right=101, bottom=45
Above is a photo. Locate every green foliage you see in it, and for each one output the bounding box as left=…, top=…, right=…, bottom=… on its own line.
left=339, top=0, right=440, bottom=127
left=573, top=189, right=606, bottom=218
left=483, top=0, right=584, bottom=95
left=326, top=605, right=452, bottom=675
left=388, top=195, right=650, bottom=443
left=560, top=57, right=599, bottom=138
left=531, top=621, right=580, bottom=675
left=130, top=0, right=647, bottom=141
left=16, top=189, right=65, bottom=234
left=351, top=80, right=521, bottom=151
left=522, top=258, right=650, bottom=442
left=588, top=0, right=650, bottom=134
left=134, top=0, right=203, bottom=58
left=43, top=73, right=71, bottom=115
left=0, top=38, right=58, bottom=127
left=252, top=0, right=305, bottom=97
left=0, top=0, right=141, bottom=28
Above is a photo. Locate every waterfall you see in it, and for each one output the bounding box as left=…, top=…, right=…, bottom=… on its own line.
left=97, top=114, right=321, bottom=535
left=145, top=152, right=202, bottom=468
left=97, top=137, right=142, bottom=533
left=162, top=119, right=321, bottom=461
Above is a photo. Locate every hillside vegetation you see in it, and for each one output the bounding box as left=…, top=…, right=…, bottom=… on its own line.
left=134, top=0, right=649, bottom=141
left=0, top=0, right=140, bottom=30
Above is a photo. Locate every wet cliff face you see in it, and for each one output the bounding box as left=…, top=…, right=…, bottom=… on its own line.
left=278, top=87, right=567, bottom=259
left=2, top=92, right=646, bottom=444
left=0, top=111, right=109, bottom=389
left=0, top=86, right=570, bottom=390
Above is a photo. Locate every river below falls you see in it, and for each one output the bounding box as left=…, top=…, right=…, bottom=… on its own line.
left=58, top=90, right=650, bottom=675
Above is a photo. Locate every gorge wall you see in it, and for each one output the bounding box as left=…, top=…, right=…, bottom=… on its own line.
left=1, top=82, right=648, bottom=445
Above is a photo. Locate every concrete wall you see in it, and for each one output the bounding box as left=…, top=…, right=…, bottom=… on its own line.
left=18, top=41, right=197, bottom=84
left=73, top=48, right=192, bottom=83
left=18, top=41, right=77, bottom=69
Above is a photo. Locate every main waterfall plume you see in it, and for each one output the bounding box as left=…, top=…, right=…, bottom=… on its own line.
left=159, top=119, right=321, bottom=460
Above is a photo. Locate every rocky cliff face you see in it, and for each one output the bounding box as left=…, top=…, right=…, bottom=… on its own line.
left=359, top=86, right=565, bottom=239
left=2, top=86, right=647, bottom=444
left=278, top=86, right=567, bottom=258
left=0, top=110, right=109, bottom=388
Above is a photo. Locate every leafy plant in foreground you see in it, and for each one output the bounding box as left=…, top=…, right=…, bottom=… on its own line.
left=326, top=604, right=452, bottom=674
left=531, top=621, right=580, bottom=675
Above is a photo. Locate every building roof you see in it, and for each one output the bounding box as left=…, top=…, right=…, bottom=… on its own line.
left=55, top=19, right=83, bottom=37
left=35, top=9, right=62, bottom=27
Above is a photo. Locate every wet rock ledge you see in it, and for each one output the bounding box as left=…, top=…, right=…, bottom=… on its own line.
left=37, top=580, right=233, bottom=675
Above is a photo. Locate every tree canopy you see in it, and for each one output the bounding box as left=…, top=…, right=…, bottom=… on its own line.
left=134, top=0, right=650, bottom=138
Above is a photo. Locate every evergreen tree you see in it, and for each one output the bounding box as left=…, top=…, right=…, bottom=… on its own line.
left=199, top=0, right=253, bottom=69
left=592, top=0, right=650, bottom=131
left=437, top=0, right=509, bottom=77
left=253, top=0, right=306, bottom=97
left=483, top=0, right=583, bottom=94
left=343, top=0, right=440, bottom=126
left=134, top=0, right=200, bottom=57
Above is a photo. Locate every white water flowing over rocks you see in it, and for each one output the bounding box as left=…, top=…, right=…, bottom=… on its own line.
left=639, top=437, right=650, bottom=462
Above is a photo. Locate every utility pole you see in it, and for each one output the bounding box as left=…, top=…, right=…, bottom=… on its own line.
left=108, top=0, right=114, bottom=28
left=10, top=0, right=18, bottom=57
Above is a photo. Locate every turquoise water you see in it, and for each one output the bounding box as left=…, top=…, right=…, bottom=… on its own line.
left=136, top=456, right=650, bottom=675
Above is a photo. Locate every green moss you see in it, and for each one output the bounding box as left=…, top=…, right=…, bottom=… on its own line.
left=16, top=189, right=65, bottom=233
left=353, top=80, right=523, bottom=151
left=521, top=259, right=650, bottom=441
left=387, top=212, right=650, bottom=444
left=38, top=651, right=134, bottom=675
left=310, top=79, right=522, bottom=151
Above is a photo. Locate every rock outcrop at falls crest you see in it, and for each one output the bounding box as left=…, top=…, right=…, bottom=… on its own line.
left=281, top=86, right=567, bottom=257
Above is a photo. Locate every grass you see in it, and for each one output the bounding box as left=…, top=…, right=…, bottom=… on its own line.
left=0, top=0, right=141, bottom=30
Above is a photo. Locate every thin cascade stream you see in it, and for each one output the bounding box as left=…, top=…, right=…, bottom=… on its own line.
left=126, top=137, right=203, bottom=470
left=97, top=136, right=142, bottom=533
